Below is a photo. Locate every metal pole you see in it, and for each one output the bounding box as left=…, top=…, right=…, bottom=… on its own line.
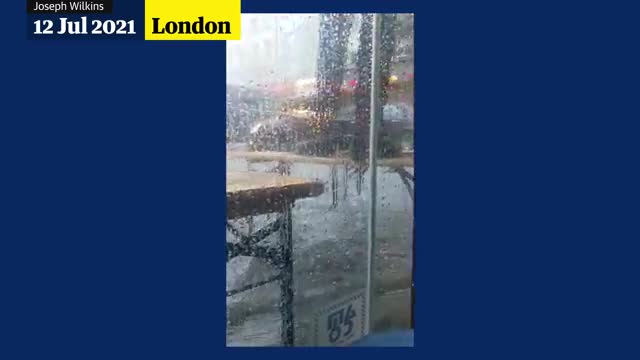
left=279, top=200, right=294, bottom=346
left=366, top=13, right=383, bottom=335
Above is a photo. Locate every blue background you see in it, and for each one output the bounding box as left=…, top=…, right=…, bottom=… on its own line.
left=5, top=0, right=640, bottom=358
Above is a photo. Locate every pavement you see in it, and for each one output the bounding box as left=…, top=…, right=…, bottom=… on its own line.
left=226, top=156, right=414, bottom=346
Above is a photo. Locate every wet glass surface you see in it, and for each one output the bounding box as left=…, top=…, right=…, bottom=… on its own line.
left=226, top=13, right=414, bottom=346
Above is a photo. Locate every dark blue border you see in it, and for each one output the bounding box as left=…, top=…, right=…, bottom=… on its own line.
left=242, top=0, right=415, bottom=13
left=6, top=0, right=640, bottom=358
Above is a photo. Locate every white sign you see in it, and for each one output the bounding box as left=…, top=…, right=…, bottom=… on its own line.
left=313, top=291, right=367, bottom=346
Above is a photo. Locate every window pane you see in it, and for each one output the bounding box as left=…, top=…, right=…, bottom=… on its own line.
left=226, top=13, right=414, bottom=346
left=372, top=13, right=414, bottom=334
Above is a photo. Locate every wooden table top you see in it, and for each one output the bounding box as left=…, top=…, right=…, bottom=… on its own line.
left=227, top=150, right=414, bottom=168
left=227, top=171, right=324, bottom=219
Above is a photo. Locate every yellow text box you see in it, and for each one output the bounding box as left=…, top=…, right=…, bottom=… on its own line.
left=145, top=0, right=240, bottom=40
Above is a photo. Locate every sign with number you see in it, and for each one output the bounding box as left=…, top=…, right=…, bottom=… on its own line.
left=314, top=292, right=367, bottom=346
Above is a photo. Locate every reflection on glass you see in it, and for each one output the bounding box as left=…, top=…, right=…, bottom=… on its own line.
left=226, top=13, right=414, bottom=347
